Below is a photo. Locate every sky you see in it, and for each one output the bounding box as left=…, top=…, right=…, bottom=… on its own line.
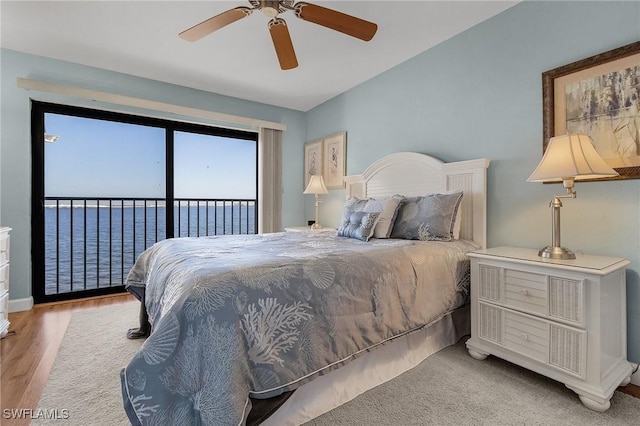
left=44, top=113, right=257, bottom=199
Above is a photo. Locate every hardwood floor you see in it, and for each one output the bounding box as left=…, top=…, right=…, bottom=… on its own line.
left=621, top=378, right=640, bottom=399
left=1, top=294, right=639, bottom=425
left=0, top=293, right=137, bottom=425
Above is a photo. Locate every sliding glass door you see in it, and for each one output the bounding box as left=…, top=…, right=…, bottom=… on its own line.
left=31, top=102, right=258, bottom=303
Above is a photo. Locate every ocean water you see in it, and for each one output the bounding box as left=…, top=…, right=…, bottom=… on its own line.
left=44, top=204, right=256, bottom=296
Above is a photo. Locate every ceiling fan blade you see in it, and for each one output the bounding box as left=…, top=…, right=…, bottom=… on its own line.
left=179, top=7, right=252, bottom=42
left=294, top=2, right=377, bottom=42
left=268, top=19, right=298, bottom=70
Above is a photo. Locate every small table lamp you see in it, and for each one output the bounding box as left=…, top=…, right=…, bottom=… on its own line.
left=527, top=133, right=619, bottom=259
left=304, top=175, right=329, bottom=229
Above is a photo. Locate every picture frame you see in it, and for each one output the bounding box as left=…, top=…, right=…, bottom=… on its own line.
left=303, top=139, right=323, bottom=189
left=542, top=41, right=640, bottom=180
left=322, top=132, right=347, bottom=189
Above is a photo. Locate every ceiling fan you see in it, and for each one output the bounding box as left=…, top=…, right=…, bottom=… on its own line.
left=179, top=0, right=378, bottom=70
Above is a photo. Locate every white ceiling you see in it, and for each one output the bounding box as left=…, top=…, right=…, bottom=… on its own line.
left=1, top=1, right=517, bottom=111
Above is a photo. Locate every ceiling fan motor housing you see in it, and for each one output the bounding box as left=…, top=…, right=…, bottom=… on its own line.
left=250, top=0, right=293, bottom=17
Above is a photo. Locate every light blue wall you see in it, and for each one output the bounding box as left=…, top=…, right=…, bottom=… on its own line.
left=305, top=1, right=640, bottom=361
left=0, top=48, right=306, bottom=302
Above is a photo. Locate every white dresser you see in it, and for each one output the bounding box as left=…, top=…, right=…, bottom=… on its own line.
left=0, top=227, right=11, bottom=338
left=465, top=246, right=633, bottom=412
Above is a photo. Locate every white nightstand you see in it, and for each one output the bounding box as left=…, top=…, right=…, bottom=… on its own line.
left=465, top=246, right=633, bottom=412
left=284, top=226, right=335, bottom=233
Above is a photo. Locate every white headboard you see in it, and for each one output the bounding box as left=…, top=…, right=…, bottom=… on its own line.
left=343, top=152, right=490, bottom=248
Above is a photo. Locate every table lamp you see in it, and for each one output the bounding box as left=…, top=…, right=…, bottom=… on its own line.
left=527, top=133, right=619, bottom=259
left=304, top=175, right=329, bottom=229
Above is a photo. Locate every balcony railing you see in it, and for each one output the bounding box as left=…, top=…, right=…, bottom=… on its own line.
left=44, top=197, right=257, bottom=297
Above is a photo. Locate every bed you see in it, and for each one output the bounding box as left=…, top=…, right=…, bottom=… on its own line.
left=120, top=152, right=490, bottom=425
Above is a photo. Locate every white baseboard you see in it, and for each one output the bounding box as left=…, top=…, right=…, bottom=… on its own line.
left=8, top=296, right=34, bottom=313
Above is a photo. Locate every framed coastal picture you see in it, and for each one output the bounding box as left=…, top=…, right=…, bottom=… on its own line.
left=303, top=139, right=323, bottom=189
left=542, top=41, right=640, bottom=180
left=323, top=132, right=346, bottom=189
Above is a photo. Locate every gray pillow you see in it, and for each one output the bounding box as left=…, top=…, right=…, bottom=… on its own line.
left=390, top=192, right=463, bottom=241
left=363, top=195, right=403, bottom=239
left=337, top=211, right=381, bottom=241
left=340, top=196, right=402, bottom=239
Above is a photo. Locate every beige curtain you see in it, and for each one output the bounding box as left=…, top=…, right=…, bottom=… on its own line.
left=258, top=128, right=283, bottom=233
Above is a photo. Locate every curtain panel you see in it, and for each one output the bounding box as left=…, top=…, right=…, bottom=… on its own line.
left=258, top=128, right=283, bottom=233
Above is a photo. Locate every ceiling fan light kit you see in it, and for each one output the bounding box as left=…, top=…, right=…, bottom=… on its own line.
left=256, top=0, right=288, bottom=17
left=179, top=0, right=378, bottom=70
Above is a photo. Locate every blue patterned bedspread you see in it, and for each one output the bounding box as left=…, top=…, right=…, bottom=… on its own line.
left=121, top=232, right=478, bottom=425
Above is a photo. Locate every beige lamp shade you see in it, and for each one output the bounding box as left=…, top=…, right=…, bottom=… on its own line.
left=304, top=175, right=329, bottom=194
left=527, top=133, right=619, bottom=182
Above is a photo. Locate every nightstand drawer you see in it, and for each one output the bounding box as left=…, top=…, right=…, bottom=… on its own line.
left=479, top=264, right=548, bottom=316
left=0, top=289, right=7, bottom=315
left=504, top=269, right=547, bottom=317
left=0, top=263, right=8, bottom=293
left=479, top=302, right=587, bottom=379
left=478, top=263, right=584, bottom=326
left=503, top=308, right=548, bottom=363
left=478, top=302, right=547, bottom=363
left=0, top=234, right=9, bottom=264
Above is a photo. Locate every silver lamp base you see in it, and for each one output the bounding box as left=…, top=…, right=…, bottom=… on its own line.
left=538, top=246, right=576, bottom=260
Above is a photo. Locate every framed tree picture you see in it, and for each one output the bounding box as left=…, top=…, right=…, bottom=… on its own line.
left=542, top=41, right=640, bottom=180
left=303, top=139, right=323, bottom=189
left=323, top=132, right=346, bottom=189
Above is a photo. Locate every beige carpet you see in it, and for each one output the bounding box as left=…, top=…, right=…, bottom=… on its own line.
left=35, top=302, right=142, bottom=425
left=306, top=342, right=640, bottom=426
left=37, top=303, right=640, bottom=425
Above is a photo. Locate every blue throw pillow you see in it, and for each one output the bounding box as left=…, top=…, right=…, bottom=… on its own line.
left=390, top=192, right=463, bottom=241
left=339, top=196, right=402, bottom=239
left=337, top=211, right=380, bottom=242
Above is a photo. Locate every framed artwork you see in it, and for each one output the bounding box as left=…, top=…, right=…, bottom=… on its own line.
left=303, top=139, right=323, bottom=189
left=542, top=41, right=640, bottom=180
left=323, top=132, right=347, bottom=189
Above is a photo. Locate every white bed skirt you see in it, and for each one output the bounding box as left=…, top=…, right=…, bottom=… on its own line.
left=263, top=304, right=471, bottom=425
